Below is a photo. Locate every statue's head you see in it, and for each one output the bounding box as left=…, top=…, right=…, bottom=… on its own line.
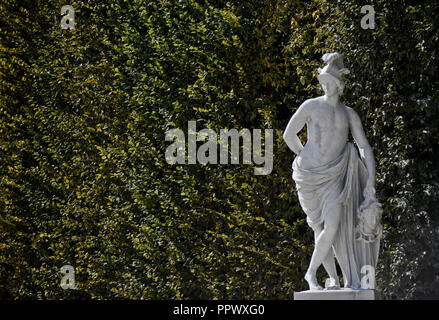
left=317, top=53, right=349, bottom=97
left=319, top=75, right=343, bottom=97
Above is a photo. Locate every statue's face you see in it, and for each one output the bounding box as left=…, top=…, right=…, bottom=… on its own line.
left=319, top=77, right=339, bottom=97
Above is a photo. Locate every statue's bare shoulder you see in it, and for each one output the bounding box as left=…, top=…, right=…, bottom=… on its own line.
left=344, top=105, right=362, bottom=129
left=296, top=96, right=323, bottom=120
left=344, top=105, right=358, bottom=120
left=344, top=105, right=369, bottom=148
left=303, top=96, right=324, bottom=108
left=304, top=96, right=324, bottom=106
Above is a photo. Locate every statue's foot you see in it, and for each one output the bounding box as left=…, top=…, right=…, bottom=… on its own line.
left=345, top=284, right=361, bottom=290
left=305, top=272, right=323, bottom=291
left=325, top=277, right=341, bottom=290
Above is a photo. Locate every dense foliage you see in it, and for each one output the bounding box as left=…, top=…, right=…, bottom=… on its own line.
left=1, top=0, right=438, bottom=299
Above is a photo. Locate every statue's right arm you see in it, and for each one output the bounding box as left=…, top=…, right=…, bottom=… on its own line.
left=283, top=100, right=313, bottom=155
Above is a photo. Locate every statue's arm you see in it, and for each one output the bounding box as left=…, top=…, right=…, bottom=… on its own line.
left=347, top=107, right=377, bottom=199
left=283, top=100, right=313, bottom=155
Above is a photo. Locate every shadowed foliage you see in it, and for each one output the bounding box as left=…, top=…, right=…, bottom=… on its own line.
left=1, top=0, right=438, bottom=299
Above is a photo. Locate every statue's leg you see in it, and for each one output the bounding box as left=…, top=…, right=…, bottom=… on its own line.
left=305, top=204, right=342, bottom=290
left=313, top=227, right=338, bottom=284
left=316, top=230, right=340, bottom=288
left=322, top=251, right=340, bottom=289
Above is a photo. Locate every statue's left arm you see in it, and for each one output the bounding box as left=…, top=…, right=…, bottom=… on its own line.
left=347, top=107, right=377, bottom=201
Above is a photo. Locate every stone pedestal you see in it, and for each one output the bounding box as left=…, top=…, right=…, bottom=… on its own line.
left=294, top=289, right=380, bottom=300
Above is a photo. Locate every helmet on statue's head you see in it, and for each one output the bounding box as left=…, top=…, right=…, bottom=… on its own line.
left=317, top=52, right=350, bottom=88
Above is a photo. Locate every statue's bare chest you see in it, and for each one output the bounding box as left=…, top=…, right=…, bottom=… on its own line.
left=309, top=103, right=349, bottom=133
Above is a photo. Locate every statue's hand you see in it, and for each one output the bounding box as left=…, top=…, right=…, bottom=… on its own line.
left=363, top=181, right=376, bottom=202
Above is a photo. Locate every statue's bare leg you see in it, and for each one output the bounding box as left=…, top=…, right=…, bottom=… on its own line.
left=314, top=227, right=340, bottom=289
left=305, top=204, right=342, bottom=290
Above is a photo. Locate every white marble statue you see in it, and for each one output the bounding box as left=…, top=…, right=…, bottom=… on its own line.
left=283, top=53, right=382, bottom=291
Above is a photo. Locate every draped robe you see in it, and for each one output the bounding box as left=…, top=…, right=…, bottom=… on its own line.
left=292, top=142, right=380, bottom=289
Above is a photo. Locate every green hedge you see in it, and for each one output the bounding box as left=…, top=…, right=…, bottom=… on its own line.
left=1, top=0, right=438, bottom=299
